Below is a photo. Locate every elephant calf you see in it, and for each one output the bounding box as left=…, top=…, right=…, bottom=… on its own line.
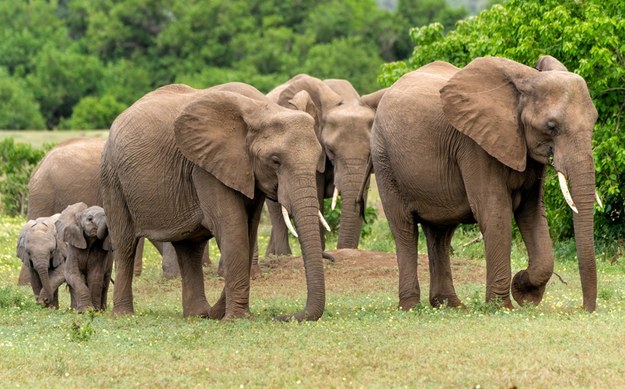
left=58, top=202, right=113, bottom=312
left=16, top=214, right=65, bottom=308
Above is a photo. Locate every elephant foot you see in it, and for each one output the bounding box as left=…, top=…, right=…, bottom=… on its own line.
left=398, top=295, right=420, bottom=311
left=224, top=309, right=253, bottom=320
left=322, top=251, right=335, bottom=262
left=182, top=301, right=211, bottom=318
left=511, top=270, right=547, bottom=307
left=112, top=305, right=135, bottom=315
left=430, top=294, right=464, bottom=309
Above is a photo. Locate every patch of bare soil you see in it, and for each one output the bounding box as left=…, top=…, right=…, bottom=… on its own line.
left=252, top=249, right=486, bottom=295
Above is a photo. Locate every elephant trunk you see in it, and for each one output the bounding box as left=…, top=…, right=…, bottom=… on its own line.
left=336, top=162, right=368, bottom=249
left=97, top=217, right=108, bottom=240
left=568, top=162, right=597, bottom=312
left=289, top=182, right=326, bottom=321
left=34, top=261, right=54, bottom=306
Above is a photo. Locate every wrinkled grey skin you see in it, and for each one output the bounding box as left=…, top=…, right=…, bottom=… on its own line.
left=371, top=56, right=598, bottom=312
left=16, top=214, right=65, bottom=308
left=58, top=203, right=113, bottom=312
left=100, top=82, right=326, bottom=321
left=265, top=75, right=386, bottom=257
left=18, top=137, right=185, bottom=284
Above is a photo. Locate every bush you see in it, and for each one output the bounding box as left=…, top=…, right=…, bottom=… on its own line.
left=0, top=68, right=46, bottom=129
left=60, top=94, right=126, bottom=130
left=0, top=138, right=48, bottom=216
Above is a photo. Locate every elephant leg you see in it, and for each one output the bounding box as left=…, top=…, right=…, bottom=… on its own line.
left=512, top=184, right=554, bottom=306
left=173, top=240, right=210, bottom=317
left=265, top=198, right=292, bottom=257
left=161, top=242, right=181, bottom=279
left=422, top=223, right=463, bottom=308
left=251, top=242, right=261, bottom=279
left=203, top=241, right=211, bottom=267
left=133, top=238, right=144, bottom=276
left=383, top=202, right=421, bottom=310
left=48, top=268, right=66, bottom=309
left=17, top=264, right=30, bottom=285
left=476, top=200, right=514, bottom=309
left=87, top=269, right=104, bottom=311
left=69, top=272, right=93, bottom=312
left=101, top=269, right=112, bottom=311
left=249, top=202, right=264, bottom=279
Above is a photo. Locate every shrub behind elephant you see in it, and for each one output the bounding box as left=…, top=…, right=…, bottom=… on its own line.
left=371, top=56, right=598, bottom=312
left=265, top=75, right=386, bottom=257
left=16, top=214, right=65, bottom=308
left=57, top=203, right=113, bottom=312
left=100, top=82, right=327, bottom=320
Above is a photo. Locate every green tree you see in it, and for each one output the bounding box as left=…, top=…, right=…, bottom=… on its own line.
left=0, top=68, right=45, bottom=130
left=379, top=0, right=625, bottom=242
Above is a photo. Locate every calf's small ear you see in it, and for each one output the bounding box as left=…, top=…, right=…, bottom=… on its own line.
left=64, top=224, right=87, bottom=249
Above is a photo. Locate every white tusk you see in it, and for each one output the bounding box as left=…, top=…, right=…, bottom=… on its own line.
left=281, top=206, right=298, bottom=238
left=331, top=187, right=339, bottom=210
left=558, top=172, right=578, bottom=214
left=319, top=211, right=331, bottom=232
left=595, top=190, right=603, bottom=209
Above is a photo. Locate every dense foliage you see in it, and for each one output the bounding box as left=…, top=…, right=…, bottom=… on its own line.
left=0, top=0, right=466, bottom=131
left=0, top=139, right=48, bottom=216
left=379, top=0, right=625, bottom=244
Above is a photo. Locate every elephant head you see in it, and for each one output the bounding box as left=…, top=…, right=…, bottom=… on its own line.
left=59, top=203, right=110, bottom=251
left=275, top=75, right=384, bottom=249
left=16, top=214, right=63, bottom=307
left=440, top=56, right=598, bottom=311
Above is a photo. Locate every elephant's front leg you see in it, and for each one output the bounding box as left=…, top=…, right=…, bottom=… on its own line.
left=87, top=266, right=105, bottom=311
left=47, top=267, right=66, bottom=309
left=173, top=240, right=210, bottom=317
left=511, top=182, right=554, bottom=306
left=475, top=198, right=514, bottom=309
left=68, top=270, right=94, bottom=312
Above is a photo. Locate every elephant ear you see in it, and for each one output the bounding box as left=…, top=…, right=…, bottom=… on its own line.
left=174, top=90, right=264, bottom=199
left=277, top=74, right=343, bottom=115
left=440, top=57, right=538, bottom=172
left=361, top=88, right=388, bottom=111
left=16, top=220, right=37, bottom=266
left=64, top=211, right=87, bottom=250
left=535, top=55, right=568, bottom=72
left=287, top=90, right=326, bottom=174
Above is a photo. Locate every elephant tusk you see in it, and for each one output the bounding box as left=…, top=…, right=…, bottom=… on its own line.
left=558, top=172, right=578, bottom=214
left=331, top=187, right=339, bottom=210
left=595, top=190, right=603, bottom=209
left=281, top=206, right=298, bottom=238
left=318, top=211, right=331, bottom=232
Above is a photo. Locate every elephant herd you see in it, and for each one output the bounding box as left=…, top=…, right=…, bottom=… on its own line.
left=16, top=55, right=600, bottom=319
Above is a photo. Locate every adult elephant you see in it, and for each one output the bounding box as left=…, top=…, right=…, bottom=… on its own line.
left=371, top=56, right=598, bottom=312
left=100, top=82, right=327, bottom=320
left=264, top=75, right=386, bottom=256
left=17, top=137, right=182, bottom=284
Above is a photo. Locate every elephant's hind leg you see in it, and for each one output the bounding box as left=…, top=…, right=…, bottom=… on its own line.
left=173, top=240, right=210, bottom=317
left=422, top=223, right=463, bottom=308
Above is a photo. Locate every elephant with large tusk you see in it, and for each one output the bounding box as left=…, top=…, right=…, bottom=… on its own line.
left=371, top=55, right=599, bottom=312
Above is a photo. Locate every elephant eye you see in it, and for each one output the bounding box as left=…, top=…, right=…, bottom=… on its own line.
left=87, top=215, right=93, bottom=222
left=271, top=156, right=280, bottom=166
left=546, top=121, right=558, bottom=135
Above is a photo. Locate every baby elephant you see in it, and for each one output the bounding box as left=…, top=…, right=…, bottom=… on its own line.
left=58, top=203, right=113, bottom=312
left=16, top=214, right=65, bottom=308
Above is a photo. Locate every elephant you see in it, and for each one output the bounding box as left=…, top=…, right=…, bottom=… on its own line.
left=370, top=55, right=599, bottom=312
left=99, top=82, right=327, bottom=320
left=16, top=214, right=65, bottom=308
left=264, top=74, right=386, bottom=257
left=17, top=137, right=190, bottom=284
left=57, top=202, right=113, bottom=312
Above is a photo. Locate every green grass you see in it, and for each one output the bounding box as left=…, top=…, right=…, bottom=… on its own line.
left=2, top=213, right=625, bottom=388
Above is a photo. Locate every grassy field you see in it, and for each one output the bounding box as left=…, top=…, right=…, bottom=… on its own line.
left=0, top=130, right=109, bottom=149
left=2, top=212, right=625, bottom=388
